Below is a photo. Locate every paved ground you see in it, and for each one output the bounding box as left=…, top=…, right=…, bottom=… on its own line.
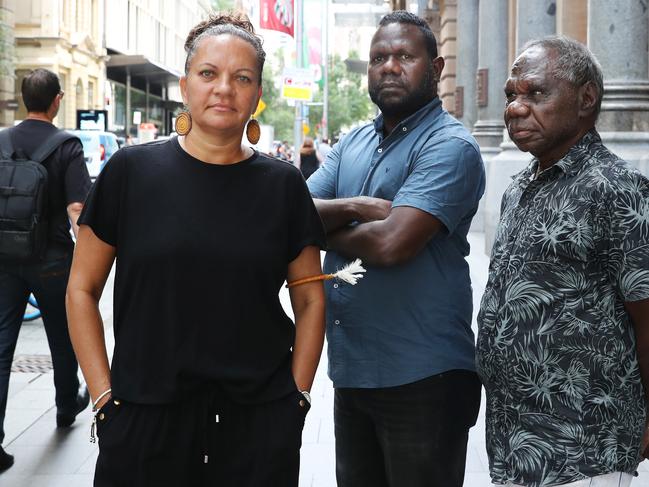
left=2, top=233, right=649, bottom=486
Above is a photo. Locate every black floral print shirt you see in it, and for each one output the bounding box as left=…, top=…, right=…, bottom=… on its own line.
left=477, top=130, right=649, bottom=487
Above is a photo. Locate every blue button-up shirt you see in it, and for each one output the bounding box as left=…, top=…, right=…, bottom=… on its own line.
left=308, top=98, right=485, bottom=388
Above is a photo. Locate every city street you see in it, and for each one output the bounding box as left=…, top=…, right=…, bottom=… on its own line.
left=2, top=233, right=649, bottom=486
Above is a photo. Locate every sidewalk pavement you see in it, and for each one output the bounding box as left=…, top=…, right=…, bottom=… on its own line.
left=2, top=233, right=649, bottom=486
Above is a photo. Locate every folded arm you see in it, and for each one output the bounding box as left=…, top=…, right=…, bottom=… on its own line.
left=327, top=205, right=443, bottom=267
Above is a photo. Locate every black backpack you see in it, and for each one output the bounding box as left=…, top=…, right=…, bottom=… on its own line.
left=0, top=128, right=77, bottom=261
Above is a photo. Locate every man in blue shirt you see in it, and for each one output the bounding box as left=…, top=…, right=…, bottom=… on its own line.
left=307, top=10, right=485, bottom=487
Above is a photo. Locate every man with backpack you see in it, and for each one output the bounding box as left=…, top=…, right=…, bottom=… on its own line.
left=0, top=69, right=91, bottom=471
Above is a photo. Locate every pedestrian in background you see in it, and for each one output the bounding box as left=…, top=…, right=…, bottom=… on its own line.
left=0, top=68, right=91, bottom=472
left=66, top=13, right=325, bottom=487
left=295, top=136, right=322, bottom=180
left=477, top=36, right=649, bottom=487
left=317, top=137, right=332, bottom=160
left=308, top=11, right=484, bottom=487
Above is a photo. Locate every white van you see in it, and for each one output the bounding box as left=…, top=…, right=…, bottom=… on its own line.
left=70, top=130, right=119, bottom=179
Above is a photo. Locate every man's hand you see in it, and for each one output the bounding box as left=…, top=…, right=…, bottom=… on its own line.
left=353, top=196, right=392, bottom=223
left=313, top=196, right=392, bottom=233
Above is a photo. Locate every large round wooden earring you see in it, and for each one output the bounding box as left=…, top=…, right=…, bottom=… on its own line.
left=246, top=118, right=261, bottom=144
left=175, top=111, right=192, bottom=136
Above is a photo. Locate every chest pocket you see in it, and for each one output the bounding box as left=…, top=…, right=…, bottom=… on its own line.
left=525, top=197, right=596, bottom=264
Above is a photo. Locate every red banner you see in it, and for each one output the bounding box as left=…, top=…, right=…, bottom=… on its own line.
left=260, top=0, right=294, bottom=37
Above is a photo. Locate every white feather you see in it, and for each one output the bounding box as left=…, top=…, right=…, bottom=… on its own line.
left=333, top=259, right=366, bottom=285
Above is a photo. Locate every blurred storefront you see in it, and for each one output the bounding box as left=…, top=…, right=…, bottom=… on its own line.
left=105, top=53, right=181, bottom=137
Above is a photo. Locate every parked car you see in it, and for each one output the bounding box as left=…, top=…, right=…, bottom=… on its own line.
left=70, top=130, right=119, bottom=179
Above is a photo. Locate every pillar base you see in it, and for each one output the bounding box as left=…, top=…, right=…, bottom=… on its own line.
left=597, top=81, right=649, bottom=132
left=483, top=140, right=532, bottom=255
left=599, top=130, right=649, bottom=177
left=471, top=146, right=501, bottom=233
left=473, top=120, right=506, bottom=149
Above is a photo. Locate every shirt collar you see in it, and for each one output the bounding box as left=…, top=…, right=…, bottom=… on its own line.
left=372, top=97, right=442, bottom=137
left=553, top=128, right=601, bottom=177
left=515, top=128, right=601, bottom=185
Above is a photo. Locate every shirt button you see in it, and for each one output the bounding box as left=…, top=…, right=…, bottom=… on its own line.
left=377, top=148, right=383, bottom=153
left=333, top=283, right=339, bottom=288
left=334, top=319, right=340, bottom=325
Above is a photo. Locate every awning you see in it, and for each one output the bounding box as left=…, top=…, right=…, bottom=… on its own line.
left=106, top=55, right=182, bottom=83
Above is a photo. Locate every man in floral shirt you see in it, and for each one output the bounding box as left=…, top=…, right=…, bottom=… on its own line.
left=477, top=36, right=649, bottom=487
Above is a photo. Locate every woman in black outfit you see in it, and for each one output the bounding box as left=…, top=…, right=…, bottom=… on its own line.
left=296, top=136, right=322, bottom=180
left=66, top=13, right=326, bottom=487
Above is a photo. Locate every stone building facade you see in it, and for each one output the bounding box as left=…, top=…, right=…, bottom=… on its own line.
left=0, top=0, right=16, bottom=127
left=12, top=0, right=107, bottom=129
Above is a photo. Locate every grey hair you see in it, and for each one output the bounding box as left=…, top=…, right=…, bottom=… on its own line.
left=522, top=35, right=604, bottom=116
left=184, top=16, right=265, bottom=83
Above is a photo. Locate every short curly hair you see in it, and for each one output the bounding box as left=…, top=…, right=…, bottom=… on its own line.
left=378, top=10, right=438, bottom=59
left=521, top=36, right=604, bottom=116
left=184, top=12, right=266, bottom=83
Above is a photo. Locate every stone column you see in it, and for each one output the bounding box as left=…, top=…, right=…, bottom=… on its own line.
left=438, top=0, right=457, bottom=114
left=471, top=0, right=508, bottom=237
left=472, top=0, right=508, bottom=156
left=556, top=0, right=586, bottom=43
left=588, top=1, right=649, bottom=133
left=483, top=0, right=556, bottom=253
left=517, top=0, right=556, bottom=48
left=455, top=0, right=478, bottom=131
left=587, top=0, right=649, bottom=176
left=0, top=0, right=15, bottom=128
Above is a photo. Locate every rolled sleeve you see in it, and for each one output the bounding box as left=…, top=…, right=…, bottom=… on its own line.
left=605, top=171, right=649, bottom=302
left=288, top=170, right=326, bottom=262
left=392, top=137, right=485, bottom=234
left=306, top=139, right=341, bottom=199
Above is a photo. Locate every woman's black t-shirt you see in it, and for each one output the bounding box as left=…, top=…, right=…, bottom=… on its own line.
left=79, top=137, right=326, bottom=405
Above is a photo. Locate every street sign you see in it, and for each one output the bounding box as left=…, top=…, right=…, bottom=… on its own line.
left=281, top=68, right=314, bottom=101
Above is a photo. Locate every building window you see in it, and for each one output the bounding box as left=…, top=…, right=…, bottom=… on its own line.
left=14, top=70, right=31, bottom=122
left=59, top=72, right=69, bottom=127
left=88, top=80, right=95, bottom=108
left=76, top=78, right=84, bottom=112
left=76, top=0, right=82, bottom=32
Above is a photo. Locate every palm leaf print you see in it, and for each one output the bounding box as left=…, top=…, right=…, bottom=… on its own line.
left=502, top=280, right=553, bottom=322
